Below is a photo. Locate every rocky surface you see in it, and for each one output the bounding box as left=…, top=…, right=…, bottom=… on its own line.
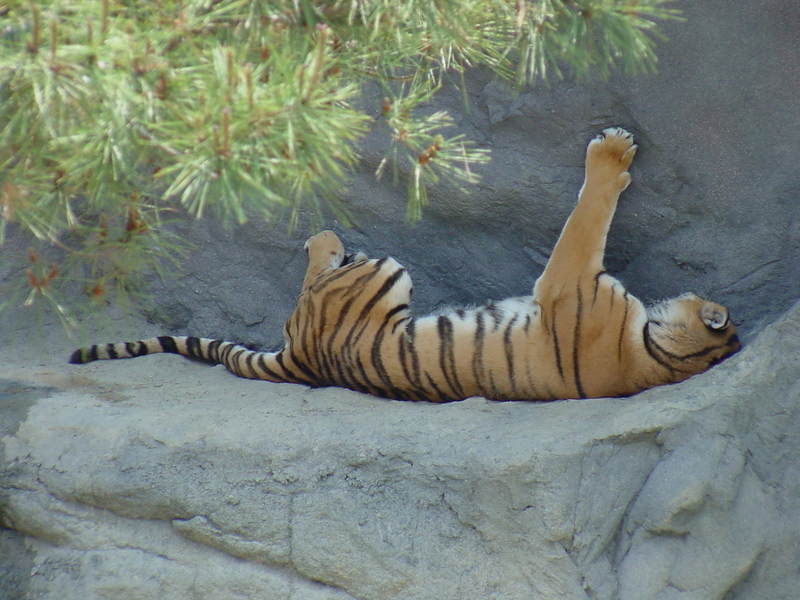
left=1, top=300, right=799, bottom=600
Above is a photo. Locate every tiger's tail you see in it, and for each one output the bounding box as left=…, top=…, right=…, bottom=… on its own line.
left=68, top=336, right=292, bottom=383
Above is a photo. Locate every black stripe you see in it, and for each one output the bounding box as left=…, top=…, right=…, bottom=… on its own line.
left=437, top=315, right=464, bottom=399
left=392, top=315, right=410, bottom=335
left=158, top=336, right=179, bottom=354
left=521, top=347, right=540, bottom=401
left=107, top=345, right=119, bottom=359
left=299, top=295, right=316, bottom=348
left=68, top=348, right=87, bottom=364
left=304, top=260, right=360, bottom=296
left=285, top=314, right=296, bottom=344
left=471, top=311, right=490, bottom=398
left=186, top=336, right=203, bottom=358
left=343, top=349, right=368, bottom=392
left=230, top=348, right=249, bottom=375
left=676, top=342, right=731, bottom=361
left=256, top=353, right=285, bottom=381
left=220, top=342, right=236, bottom=364
left=323, top=258, right=387, bottom=378
left=353, top=353, right=388, bottom=397
left=275, top=352, right=308, bottom=384
left=287, top=346, right=322, bottom=384
left=208, top=339, right=223, bottom=363
left=398, top=320, right=423, bottom=395
left=503, top=313, right=520, bottom=397
left=385, top=303, right=409, bottom=324
left=245, top=351, right=257, bottom=378
left=89, top=345, right=99, bottom=362
left=304, top=295, right=328, bottom=383
left=642, top=323, right=684, bottom=373
left=397, top=326, right=417, bottom=392
left=325, top=295, right=360, bottom=382
left=405, top=319, right=420, bottom=384
left=339, top=322, right=368, bottom=391
left=349, top=268, right=408, bottom=346
left=617, top=295, right=630, bottom=363
left=592, top=271, right=605, bottom=307
left=222, top=347, right=242, bottom=376
left=308, top=290, right=336, bottom=383
left=648, top=322, right=732, bottom=364
left=331, top=349, right=358, bottom=391
left=321, top=263, right=389, bottom=385
left=486, top=303, right=504, bottom=331
left=573, top=285, right=586, bottom=399
left=314, top=258, right=379, bottom=288
left=486, top=371, right=500, bottom=401
left=424, top=372, right=454, bottom=403
left=323, top=339, right=347, bottom=387
left=370, top=330, right=393, bottom=394
left=398, top=331, right=411, bottom=383
left=368, top=304, right=410, bottom=399
left=551, top=312, right=564, bottom=381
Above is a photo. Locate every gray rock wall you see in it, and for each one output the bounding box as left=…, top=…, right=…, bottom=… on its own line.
left=136, top=0, right=799, bottom=351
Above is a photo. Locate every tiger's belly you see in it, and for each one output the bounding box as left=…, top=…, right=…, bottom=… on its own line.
left=293, top=293, right=644, bottom=402
left=370, top=298, right=572, bottom=402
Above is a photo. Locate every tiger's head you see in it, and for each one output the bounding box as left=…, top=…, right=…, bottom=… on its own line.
left=645, top=293, right=741, bottom=377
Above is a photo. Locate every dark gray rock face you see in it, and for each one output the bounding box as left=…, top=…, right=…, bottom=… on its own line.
left=138, top=0, right=798, bottom=351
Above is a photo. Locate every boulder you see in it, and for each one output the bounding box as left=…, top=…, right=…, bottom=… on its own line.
left=1, top=299, right=799, bottom=600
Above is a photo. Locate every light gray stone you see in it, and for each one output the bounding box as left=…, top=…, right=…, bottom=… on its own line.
left=1, top=299, right=799, bottom=600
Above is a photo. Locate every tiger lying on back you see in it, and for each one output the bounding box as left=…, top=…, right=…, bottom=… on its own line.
left=70, top=128, right=741, bottom=402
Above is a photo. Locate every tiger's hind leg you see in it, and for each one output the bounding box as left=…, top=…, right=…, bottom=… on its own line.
left=302, top=230, right=347, bottom=292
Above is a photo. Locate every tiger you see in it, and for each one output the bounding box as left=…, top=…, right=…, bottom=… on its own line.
left=69, top=128, right=741, bottom=402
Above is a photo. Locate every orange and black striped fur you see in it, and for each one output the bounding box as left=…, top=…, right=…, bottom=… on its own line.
left=70, top=129, right=741, bottom=401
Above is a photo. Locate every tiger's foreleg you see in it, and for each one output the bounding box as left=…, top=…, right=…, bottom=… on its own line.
left=534, top=128, right=636, bottom=299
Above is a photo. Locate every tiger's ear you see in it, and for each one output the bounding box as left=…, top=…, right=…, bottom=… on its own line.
left=700, top=304, right=729, bottom=330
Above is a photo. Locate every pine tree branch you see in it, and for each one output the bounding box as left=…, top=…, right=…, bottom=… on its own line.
left=0, top=0, right=681, bottom=326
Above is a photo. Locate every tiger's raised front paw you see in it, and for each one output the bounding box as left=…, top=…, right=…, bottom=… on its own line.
left=585, top=127, right=637, bottom=190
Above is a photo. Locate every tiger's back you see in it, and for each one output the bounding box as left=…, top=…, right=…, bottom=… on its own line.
left=69, top=129, right=740, bottom=402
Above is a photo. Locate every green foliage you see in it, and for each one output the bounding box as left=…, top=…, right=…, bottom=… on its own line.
left=0, top=0, right=680, bottom=326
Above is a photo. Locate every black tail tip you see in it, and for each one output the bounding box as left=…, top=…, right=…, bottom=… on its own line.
left=68, top=349, right=88, bottom=364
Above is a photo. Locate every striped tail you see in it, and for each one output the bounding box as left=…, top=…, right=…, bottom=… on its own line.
left=68, top=336, right=292, bottom=383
